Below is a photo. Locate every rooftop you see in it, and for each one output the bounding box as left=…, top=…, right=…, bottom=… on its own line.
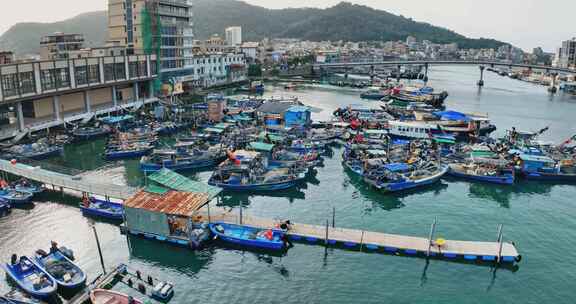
left=124, top=190, right=209, bottom=217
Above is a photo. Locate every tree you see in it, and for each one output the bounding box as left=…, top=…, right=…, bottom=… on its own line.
left=248, top=64, right=262, bottom=77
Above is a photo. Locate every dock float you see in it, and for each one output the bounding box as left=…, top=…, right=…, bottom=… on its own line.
left=207, top=213, right=521, bottom=263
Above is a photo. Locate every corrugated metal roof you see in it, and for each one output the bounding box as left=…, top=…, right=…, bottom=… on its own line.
left=148, top=168, right=222, bottom=200
left=124, top=190, right=209, bottom=216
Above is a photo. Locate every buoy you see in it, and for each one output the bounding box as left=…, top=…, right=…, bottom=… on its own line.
left=10, top=159, right=17, bottom=165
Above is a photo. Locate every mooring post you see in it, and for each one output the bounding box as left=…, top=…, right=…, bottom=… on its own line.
left=239, top=199, right=243, bottom=225
left=325, top=220, right=329, bottom=247
left=423, top=63, right=429, bottom=83
left=360, top=231, right=365, bottom=251
left=332, top=207, right=335, bottom=228
left=426, top=217, right=438, bottom=257
left=478, top=66, right=485, bottom=87
left=92, top=225, right=107, bottom=274
left=496, top=224, right=504, bottom=263
left=397, top=65, right=401, bottom=83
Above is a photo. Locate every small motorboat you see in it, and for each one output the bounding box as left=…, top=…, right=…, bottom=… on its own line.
left=90, top=289, right=143, bottom=304
left=79, top=198, right=124, bottom=221
left=151, top=281, right=174, bottom=302
left=0, top=198, right=10, bottom=215
left=2, top=255, right=57, bottom=299
left=0, top=189, right=33, bottom=206
left=104, top=145, right=154, bottom=160
left=11, top=180, right=44, bottom=195
left=209, top=222, right=287, bottom=251
left=34, top=249, right=86, bottom=289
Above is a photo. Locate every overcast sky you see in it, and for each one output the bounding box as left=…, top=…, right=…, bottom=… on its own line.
left=0, top=0, right=572, bottom=52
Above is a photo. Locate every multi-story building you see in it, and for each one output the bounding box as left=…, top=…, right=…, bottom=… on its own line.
left=225, top=27, right=242, bottom=46
left=0, top=52, right=14, bottom=65
left=108, top=0, right=194, bottom=81
left=558, top=38, right=576, bottom=69
left=40, top=33, right=85, bottom=60
left=108, top=0, right=246, bottom=90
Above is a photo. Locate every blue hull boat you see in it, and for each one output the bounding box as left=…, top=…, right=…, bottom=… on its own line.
left=0, top=190, right=33, bottom=206
left=34, top=251, right=86, bottom=289
left=521, top=171, right=576, bottom=182
left=208, top=178, right=303, bottom=192
left=3, top=256, right=57, bottom=299
left=140, top=158, right=224, bottom=173
left=0, top=199, right=10, bottom=214
left=448, top=169, right=514, bottom=185
left=105, top=148, right=153, bottom=160
left=209, top=222, right=286, bottom=251
left=80, top=198, right=124, bottom=221
left=365, top=165, right=448, bottom=193
left=72, top=127, right=111, bottom=141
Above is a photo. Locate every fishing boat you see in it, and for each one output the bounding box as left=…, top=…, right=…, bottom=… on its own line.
left=360, top=87, right=389, bottom=100
left=140, top=144, right=226, bottom=172
left=3, top=143, right=63, bottom=160
left=79, top=198, right=124, bottom=221
left=72, top=126, right=111, bottom=141
left=208, top=150, right=306, bottom=191
left=342, top=146, right=388, bottom=176
left=2, top=255, right=57, bottom=299
left=448, top=160, right=515, bottom=185
left=289, top=139, right=326, bottom=154
left=363, top=162, right=448, bottom=193
left=11, top=180, right=44, bottom=195
left=104, top=142, right=154, bottom=160
left=209, top=222, right=286, bottom=251
left=516, top=154, right=576, bottom=181
left=0, top=189, right=33, bottom=206
left=34, top=249, right=86, bottom=289
left=90, top=289, right=143, bottom=304
left=0, top=199, right=10, bottom=215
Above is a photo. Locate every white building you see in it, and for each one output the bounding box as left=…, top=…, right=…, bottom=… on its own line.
left=558, top=38, right=576, bottom=69
left=181, top=53, right=247, bottom=89
left=241, top=42, right=260, bottom=61
left=225, top=27, right=242, bottom=46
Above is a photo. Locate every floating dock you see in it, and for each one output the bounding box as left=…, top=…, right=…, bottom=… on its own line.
left=207, top=212, right=521, bottom=263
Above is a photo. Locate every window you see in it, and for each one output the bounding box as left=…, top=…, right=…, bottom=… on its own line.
left=129, top=62, right=138, bottom=78
left=150, top=61, right=157, bottom=75
left=19, top=72, right=35, bottom=94
left=41, top=69, right=56, bottom=91
left=138, top=61, right=147, bottom=77
left=104, top=64, right=115, bottom=81
left=87, top=65, right=100, bottom=83
left=75, top=66, right=88, bottom=85
left=115, top=63, right=126, bottom=80
left=55, top=68, right=70, bottom=88
left=1, top=74, right=18, bottom=97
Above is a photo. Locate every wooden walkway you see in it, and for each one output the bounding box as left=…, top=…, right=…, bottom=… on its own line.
left=207, top=212, right=520, bottom=263
left=0, top=159, right=137, bottom=199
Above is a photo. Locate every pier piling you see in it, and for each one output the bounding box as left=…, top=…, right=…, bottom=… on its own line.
left=478, top=66, right=485, bottom=87
left=426, top=218, right=438, bottom=257
left=92, top=225, right=107, bottom=274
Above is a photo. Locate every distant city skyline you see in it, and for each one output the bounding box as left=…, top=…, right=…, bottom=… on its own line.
left=0, top=0, right=573, bottom=52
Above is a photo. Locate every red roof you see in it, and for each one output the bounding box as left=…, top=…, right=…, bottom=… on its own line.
left=124, top=190, right=209, bottom=216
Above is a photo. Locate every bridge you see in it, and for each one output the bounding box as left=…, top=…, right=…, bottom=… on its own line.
left=313, top=60, right=575, bottom=89
left=0, top=159, right=137, bottom=200
left=313, top=60, right=576, bottom=74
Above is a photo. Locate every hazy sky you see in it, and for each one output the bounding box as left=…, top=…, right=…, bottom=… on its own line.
left=0, top=0, right=572, bottom=52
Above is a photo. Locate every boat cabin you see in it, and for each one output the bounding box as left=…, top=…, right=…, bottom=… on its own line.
left=387, top=121, right=439, bottom=139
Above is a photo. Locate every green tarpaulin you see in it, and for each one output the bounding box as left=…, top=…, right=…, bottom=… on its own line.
left=147, top=168, right=222, bottom=200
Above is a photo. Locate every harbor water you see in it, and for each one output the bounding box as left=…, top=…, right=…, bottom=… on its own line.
left=2, top=66, right=576, bottom=303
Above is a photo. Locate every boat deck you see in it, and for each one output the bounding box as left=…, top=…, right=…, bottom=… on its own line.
left=207, top=212, right=520, bottom=262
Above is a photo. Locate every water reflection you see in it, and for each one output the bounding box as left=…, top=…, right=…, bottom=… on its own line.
left=127, top=235, right=214, bottom=275
left=467, top=180, right=555, bottom=207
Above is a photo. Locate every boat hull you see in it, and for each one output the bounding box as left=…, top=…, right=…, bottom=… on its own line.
left=521, top=171, right=576, bottom=182
left=3, top=257, right=57, bottom=299
left=365, top=166, right=448, bottom=193
left=90, top=289, right=143, bottom=304
left=448, top=169, right=514, bottom=185
left=105, top=148, right=153, bottom=160
left=209, top=223, right=285, bottom=251
left=208, top=179, right=301, bottom=191
left=34, top=251, right=86, bottom=289
left=80, top=199, right=124, bottom=221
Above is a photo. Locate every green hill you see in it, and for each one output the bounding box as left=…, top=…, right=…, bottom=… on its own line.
left=0, top=1, right=507, bottom=56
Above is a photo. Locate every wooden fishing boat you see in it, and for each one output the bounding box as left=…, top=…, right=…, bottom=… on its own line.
left=3, top=144, right=62, bottom=160
left=140, top=144, right=226, bottom=172
left=448, top=164, right=514, bottom=185
left=79, top=198, right=124, bottom=221
left=208, top=150, right=306, bottom=191
left=90, top=289, right=143, bottom=304
left=364, top=162, right=448, bottom=192
left=209, top=222, right=286, bottom=251
left=72, top=126, right=111, bottom=141
left=34, top=250, right=86, bottom=289
left=2, top=256, right=57, bottom=299
left=0, top=189, right=33, bottom=206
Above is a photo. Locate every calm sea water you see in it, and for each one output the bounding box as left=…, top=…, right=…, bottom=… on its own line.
left=2, top=66, right=576, bottom=304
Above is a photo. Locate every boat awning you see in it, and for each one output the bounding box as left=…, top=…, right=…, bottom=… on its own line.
left=249, top=142, right=276, bottom=152
left=433, top=111, right=471, bottom=122
left=125, top=190, right=210, bottom=216
left=213, top=123, right=231, bottom=130
left=99, top=115, right=134, bottom=124
left=392, top=139, right=410, bottom=145
left=366, top=149, right=387, bottom=156
left=147, top=168, right=222, bottom=200
left=519, top=154, right=555, bottom=163
left=384, top=163, right=410, bottom=172
left=364, top=129, right=388, bottom=135
left=204, top=127, right=224, bottom=134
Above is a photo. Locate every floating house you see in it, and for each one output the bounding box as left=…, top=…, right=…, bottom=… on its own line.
left=123, top=169, right=222, bottom=247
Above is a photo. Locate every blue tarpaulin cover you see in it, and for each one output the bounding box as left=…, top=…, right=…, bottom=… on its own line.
left=384, top=163, right=410, bottom=172
left=433, top=111, right=471, bottom=122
